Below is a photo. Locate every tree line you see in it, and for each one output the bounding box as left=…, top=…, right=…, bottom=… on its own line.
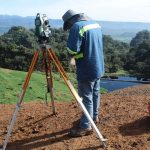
left=0, top=26, right=149, bottom=78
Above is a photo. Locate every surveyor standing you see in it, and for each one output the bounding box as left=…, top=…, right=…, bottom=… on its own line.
left=62, top=10, right=105, bottom=137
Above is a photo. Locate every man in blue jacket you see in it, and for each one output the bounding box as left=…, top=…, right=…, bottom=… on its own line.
left=62, top=10, right=105, bottom=137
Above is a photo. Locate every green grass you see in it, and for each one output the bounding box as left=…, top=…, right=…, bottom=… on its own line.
left=0, top=68, right=73, bottom=104
left=105, top=69, right=129, bottom=76
left=0, top=68, right=107, bottom=104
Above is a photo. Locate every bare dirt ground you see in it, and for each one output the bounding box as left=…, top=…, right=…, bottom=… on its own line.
left=0, top=84, right=150, bottom=150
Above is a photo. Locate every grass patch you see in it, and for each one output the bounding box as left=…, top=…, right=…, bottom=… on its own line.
left=0, top=68, right=72, bottom=104
left=0, top=68, right=107, bottom=104
left=100, top=87, right=108, bottom=94
left=105, top=69, right=129, bottom=76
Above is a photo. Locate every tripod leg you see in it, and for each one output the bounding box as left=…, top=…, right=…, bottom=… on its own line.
left=2, top=51, right=39, bottom=150
left=47, top=49, right=108, bottom=148
left=42, top=50, right=49, bottom=106
left=49, top=48, right=68, bottom=79
left=42, top=50, right=56, bottom=114
left=47, top=54, right=56, bottom=114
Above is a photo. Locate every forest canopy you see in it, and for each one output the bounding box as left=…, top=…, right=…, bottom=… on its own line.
left=0, top=26, right=149, bottom=78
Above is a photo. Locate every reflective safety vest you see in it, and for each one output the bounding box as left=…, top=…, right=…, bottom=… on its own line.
left=67, top=20, right=105, bottom=81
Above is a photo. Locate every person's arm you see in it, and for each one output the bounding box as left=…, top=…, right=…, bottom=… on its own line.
left=67, top=24, right=83, bottom=59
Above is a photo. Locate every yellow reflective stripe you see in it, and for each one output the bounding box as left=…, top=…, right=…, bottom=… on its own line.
left=74, top=53, right=83, bottom=59
left=79, top=24, right=101, bottom=37
left=67, top=48, right=78, bottom=55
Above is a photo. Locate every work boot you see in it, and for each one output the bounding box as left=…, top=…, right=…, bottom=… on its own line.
left=93, top=116, right=100, bottom=124
left=68, top=127, right=93, bottom=137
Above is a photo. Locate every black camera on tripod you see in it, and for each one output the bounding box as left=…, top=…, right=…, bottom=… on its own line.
left=35, top=13, right=51, bottom=44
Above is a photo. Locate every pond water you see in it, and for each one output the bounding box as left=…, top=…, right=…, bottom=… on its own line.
left=100, top=76, right=146, bottom=92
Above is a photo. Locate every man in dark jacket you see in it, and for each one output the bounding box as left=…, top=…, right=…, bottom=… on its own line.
left=62, top=9, right=104, bottom=137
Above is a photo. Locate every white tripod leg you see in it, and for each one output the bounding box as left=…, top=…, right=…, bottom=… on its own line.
left=66, top=81, right=108, bottom=148
left=2, top=90, right=24, bottom=150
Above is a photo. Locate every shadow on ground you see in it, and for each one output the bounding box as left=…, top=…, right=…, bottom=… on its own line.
left=119, top=116, right=150, bottom=136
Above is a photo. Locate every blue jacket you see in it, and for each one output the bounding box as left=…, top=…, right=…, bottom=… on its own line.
left=67, top=20, right=104, bottom=81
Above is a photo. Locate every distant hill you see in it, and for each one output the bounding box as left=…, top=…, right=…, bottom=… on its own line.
left=1, top=15, right=150, bottom=42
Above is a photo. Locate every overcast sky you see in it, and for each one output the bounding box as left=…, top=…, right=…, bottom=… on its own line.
left=0, top=0, right=150, bottom=22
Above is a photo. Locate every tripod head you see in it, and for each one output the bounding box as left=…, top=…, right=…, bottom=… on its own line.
left=35, top=13, right=51, bottom=44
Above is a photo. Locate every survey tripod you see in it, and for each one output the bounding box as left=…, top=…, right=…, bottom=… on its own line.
left=1, top=44, right=107, bottom=150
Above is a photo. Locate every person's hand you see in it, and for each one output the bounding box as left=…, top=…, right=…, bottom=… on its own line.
left=69, top=57, right=76, bottom=66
